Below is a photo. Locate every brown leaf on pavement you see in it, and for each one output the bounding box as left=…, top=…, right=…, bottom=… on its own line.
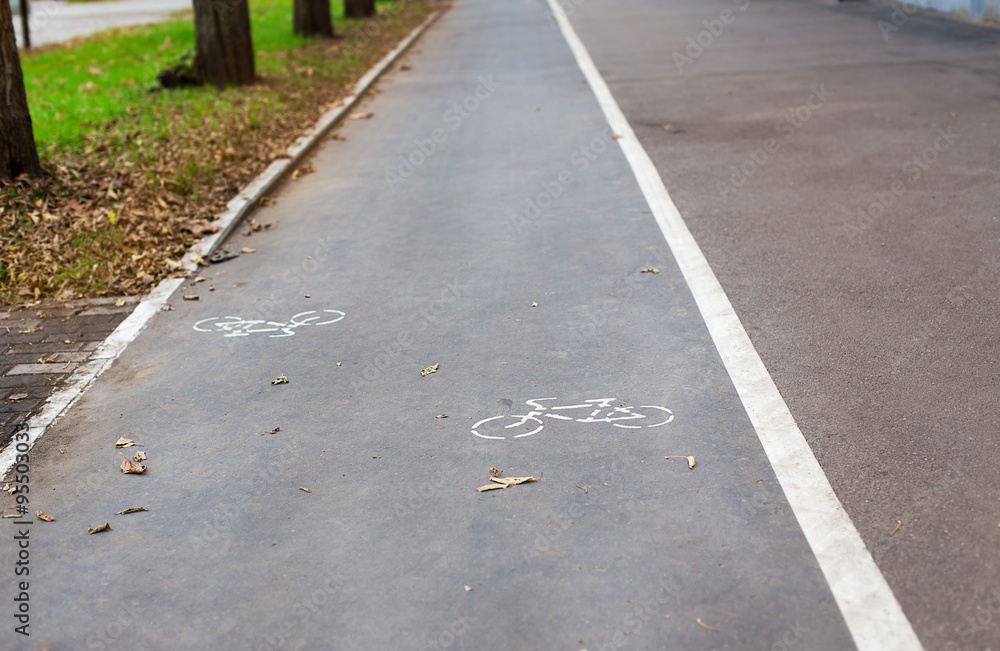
left=272, top=375, right=289, bottom=385
left=87, top=523, right=111, bottom=535
left=37, top=511, right=54, bottom=522
left=292, top=165, right=315, bottom=180
left=420, top=363, right=439, bottom=377
left=348, top=112, right=374, bottom=120
left=133, top=451, right=147, bottom=462
left=116, top=507, right=148, bottom=515
left=477, top=469, right=539, bottom=492
left=115, top=437, right=136, bottom=448
left=8, top=394, right=28, bottom=401
left=119, top=452, right=146, bottom=474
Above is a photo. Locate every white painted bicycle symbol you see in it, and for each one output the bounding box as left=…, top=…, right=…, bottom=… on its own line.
left=472, top=398, right=674, bottom=440
left=193, top=309, right=346, bottom=338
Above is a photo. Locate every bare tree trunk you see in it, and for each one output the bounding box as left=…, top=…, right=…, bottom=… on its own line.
left=193, top=0, right=254, bottom=89
left=0, top=0, right=41, bottom=180
left=344, top=0, right=375, bottom=19
left=18, top=0, right=28, bottom=49
left=294, top=0, right=334, bottom=38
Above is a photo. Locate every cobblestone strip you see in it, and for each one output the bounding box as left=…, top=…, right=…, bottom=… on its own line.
left=0, top=297, right=139, bottom=451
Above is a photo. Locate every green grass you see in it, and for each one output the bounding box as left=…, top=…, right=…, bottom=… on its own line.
left=21, top=0, right=355, bottom=148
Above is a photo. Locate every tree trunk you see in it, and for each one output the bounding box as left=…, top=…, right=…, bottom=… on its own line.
left=192, top=0, right=254, bottom=89
left=344, top=0, right=375, bottom=19
left=294, top=0, right=334, bottom=38
left=0, top=0, right=41, bottom=180
left=18, top=0, right=27, bottom=49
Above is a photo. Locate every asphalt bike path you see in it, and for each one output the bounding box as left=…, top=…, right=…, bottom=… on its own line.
left=5, top=0, right=903, bottom=648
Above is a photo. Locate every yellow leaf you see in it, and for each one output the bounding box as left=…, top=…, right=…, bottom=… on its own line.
left=665, top=455, right=696, bottom=469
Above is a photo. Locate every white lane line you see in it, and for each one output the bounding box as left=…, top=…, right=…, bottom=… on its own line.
left=544, top=1, right=923, bottom=649
left=0, top=9, right=446, bottom=480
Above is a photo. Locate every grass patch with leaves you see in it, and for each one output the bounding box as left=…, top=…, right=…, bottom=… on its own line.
left=1, top=0, right=434, bottom=304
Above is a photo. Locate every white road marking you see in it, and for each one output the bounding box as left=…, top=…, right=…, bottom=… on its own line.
left=193, top=309, right=346, bottom=338
left=544, top=1, right=924, bottom=649
left=471, top=398, right=673, bottom=439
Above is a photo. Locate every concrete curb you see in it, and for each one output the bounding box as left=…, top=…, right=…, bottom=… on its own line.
left=0, top=5, right=448, bottom=478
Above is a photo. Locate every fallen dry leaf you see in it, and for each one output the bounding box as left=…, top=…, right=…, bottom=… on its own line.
left=115, top=437, right=136, bottom=448
left=119, top=452, right=146, bottom=474
left=241, top=247, right=256, bottom=254
left=491, top=475, right=537, bottom=487
left=576, top=484, right=588, bottom=494
left=436, top=414, right=448, bottom=419
left=182, top=295, right=199, bottom=301
left=299, top=487, right=312, bottom=493
left=531, top=302, right=538, bottom=307
left=696, top=618, right=719, bottom=632
left=292, top=165, right=315, bottom=179
left=37, top=356, right=57, bottom=364
left=36, top=511, right=54, bottom=522
left=640, top=267, right=660, bottom=274
left=265, top=426, right=281, bottom=435
left=890, top=520, right=902, bottom=537
left=161, top=304, right=174, bottom=311
left=114, top=298, right=126, bottom=307
left=8, top=393, right=28, bottom=401
left=477, top=470, right=539, bottom=492
left=133, top=451, right=147, bottom=462
left=191, top=276, right=207, bottom=284
left=180, top=220, right=221, bottom=236
left=665, top=455, right=696, bottom=470
left=348, top=111, right=374, bottom=120
left=116, top=507, right=148, bottom=515
left=420, top=363, right=439, bottom=377
left=272, top=375, right=289, bottom=385
left=87, top=523, right=111, bottom=535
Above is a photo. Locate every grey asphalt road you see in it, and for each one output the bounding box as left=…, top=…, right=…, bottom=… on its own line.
left=3, top=0, right=997, bottom=649
left=562, top=0, right=1000, bottom=648
left=14, top=0, right=190, bottom=47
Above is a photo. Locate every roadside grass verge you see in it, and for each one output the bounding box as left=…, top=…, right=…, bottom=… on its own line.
left=1, top=0, right=433, bottom=303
